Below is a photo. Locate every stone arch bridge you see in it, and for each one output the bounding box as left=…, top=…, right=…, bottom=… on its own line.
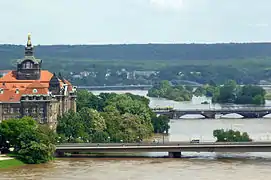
left=152, top=107, right=271, bottom=119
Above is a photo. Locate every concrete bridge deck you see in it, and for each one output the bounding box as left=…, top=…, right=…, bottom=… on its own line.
left=56, top=142, right=271, bottom=158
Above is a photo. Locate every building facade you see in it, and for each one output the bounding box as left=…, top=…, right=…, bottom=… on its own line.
left=0, top=34, right=77, bottom=128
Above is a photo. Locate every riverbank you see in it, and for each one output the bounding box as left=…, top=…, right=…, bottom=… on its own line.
left=0, top=155, right=24, bottom=169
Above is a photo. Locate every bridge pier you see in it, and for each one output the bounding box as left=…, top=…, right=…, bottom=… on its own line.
left=202, top=112, right=216, bottom=119
left=54, top=151, right=65, bottom=157
left=174, top=112, right=185, bottom=119
left=168, top=152, right=182, bottom=158
left=173, top=112, right=178, bottom=119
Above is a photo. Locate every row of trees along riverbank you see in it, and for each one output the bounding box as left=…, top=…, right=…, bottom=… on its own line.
left=148, top=80, right=266, bottom=105
left=147, top=80, right=193, bottom=101
left=0, top=91, right=170, bottom=165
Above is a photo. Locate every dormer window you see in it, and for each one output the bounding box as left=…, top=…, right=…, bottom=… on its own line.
left=23, top=61, right=33, bottom=69
left=72, top=86, right=77, bottom=92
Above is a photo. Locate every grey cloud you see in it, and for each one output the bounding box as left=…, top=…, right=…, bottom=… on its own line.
left=0, top=0, right=271, bottom=44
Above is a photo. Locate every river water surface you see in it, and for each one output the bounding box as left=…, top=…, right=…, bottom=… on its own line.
left=1, top=90, right=271, bottom=180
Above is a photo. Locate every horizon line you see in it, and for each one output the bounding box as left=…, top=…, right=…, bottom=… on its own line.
left=1, top=41, right=271, bottom=46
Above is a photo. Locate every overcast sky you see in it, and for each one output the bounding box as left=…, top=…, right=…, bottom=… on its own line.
left=0, top=0, right=270, bottom=44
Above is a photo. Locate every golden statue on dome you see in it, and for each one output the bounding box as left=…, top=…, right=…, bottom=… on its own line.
left=27, top=33, right=32, bottom=46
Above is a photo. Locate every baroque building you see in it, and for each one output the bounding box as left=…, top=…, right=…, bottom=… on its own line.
left=0, top=34, right=77, bottom=128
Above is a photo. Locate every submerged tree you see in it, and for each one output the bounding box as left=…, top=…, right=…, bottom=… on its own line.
left=213, top=129, right=252, bottom=142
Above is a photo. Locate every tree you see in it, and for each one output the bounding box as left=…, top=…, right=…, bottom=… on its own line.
left=210, top=80, right=265, bottom=105
left=125, top=93, right=150, bottom=106
left=185, top=85, right=193, bottom=92
left=100, top=110, right=125, bottom=142
left=101, top=94, right=158, bottom=142
left=76, top=90, right=91, bottom=111
left=17, top=125, right=56, bottom=164
left=0, top=117, right=56, bottom=164
left=148, top=80, right=193, bottom=101
left=252, top=94, right=265, bottom=105
left=56, top=110, right=87, bottom=142
left=0, top=132, right=9, bottom=153
left=194, top=86, right=206, bottom=97
left=0, top=117, right=36, bottom=150
left=57, top=107, right=108, bottom=143
left=151, top=114, right=170, bottom=134
left=105, top=94, right=153, bottom=133
left=63, top=91, right=170, bottom=143
left=236, top=85, right=266, bottom=105
left=79, top=107, right=107, bottom=138
left=91, top=131, right=109, bottom=143
left=213, top=129, right=252, bottom=142
left=76, top=90, right=104, bottom=111
left=215, top=80, right=237, bottom=103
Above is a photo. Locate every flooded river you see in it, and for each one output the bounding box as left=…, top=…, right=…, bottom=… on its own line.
left=1, top=90, right=271, bottom=180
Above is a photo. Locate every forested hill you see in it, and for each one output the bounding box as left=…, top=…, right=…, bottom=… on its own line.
left=1, top=43, right=271, bottom=63
left=2, top=43, right=271, bottom=85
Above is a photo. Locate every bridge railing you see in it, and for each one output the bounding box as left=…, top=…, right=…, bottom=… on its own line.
left=152, top=106, right=271, bottom=112
left=57, top=141, right=271, bottom=148
left=151, top=107, right=174, bottom=111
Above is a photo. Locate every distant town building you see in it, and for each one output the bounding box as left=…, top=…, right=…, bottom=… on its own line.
left=0, top=70, right=12, bottom=77
left=133, top=71, right=158, bottom=78
left=0, top=34, right=77, bottom=128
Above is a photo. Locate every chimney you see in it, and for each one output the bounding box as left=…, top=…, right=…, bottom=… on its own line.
left=62, top=84, right=68, bottom=96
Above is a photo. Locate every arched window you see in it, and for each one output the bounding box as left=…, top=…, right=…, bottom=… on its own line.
left=23, top=61, right=33, bottom=69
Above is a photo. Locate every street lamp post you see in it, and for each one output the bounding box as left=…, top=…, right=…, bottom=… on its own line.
left=163, top=130, right=166, bottom=144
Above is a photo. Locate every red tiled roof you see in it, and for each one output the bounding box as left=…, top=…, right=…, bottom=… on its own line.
left=0, top=90, right=24, bottom=102
left=26, top=81, right=47, bottom=89
left=24, top=81, right=48, bottom=95
left=0, top=70, right=73, bottom=102
left=24, top=88, right=48, bottom=95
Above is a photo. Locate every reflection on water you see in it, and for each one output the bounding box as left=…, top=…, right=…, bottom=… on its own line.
left=1, top=90, right=271, bottom=179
